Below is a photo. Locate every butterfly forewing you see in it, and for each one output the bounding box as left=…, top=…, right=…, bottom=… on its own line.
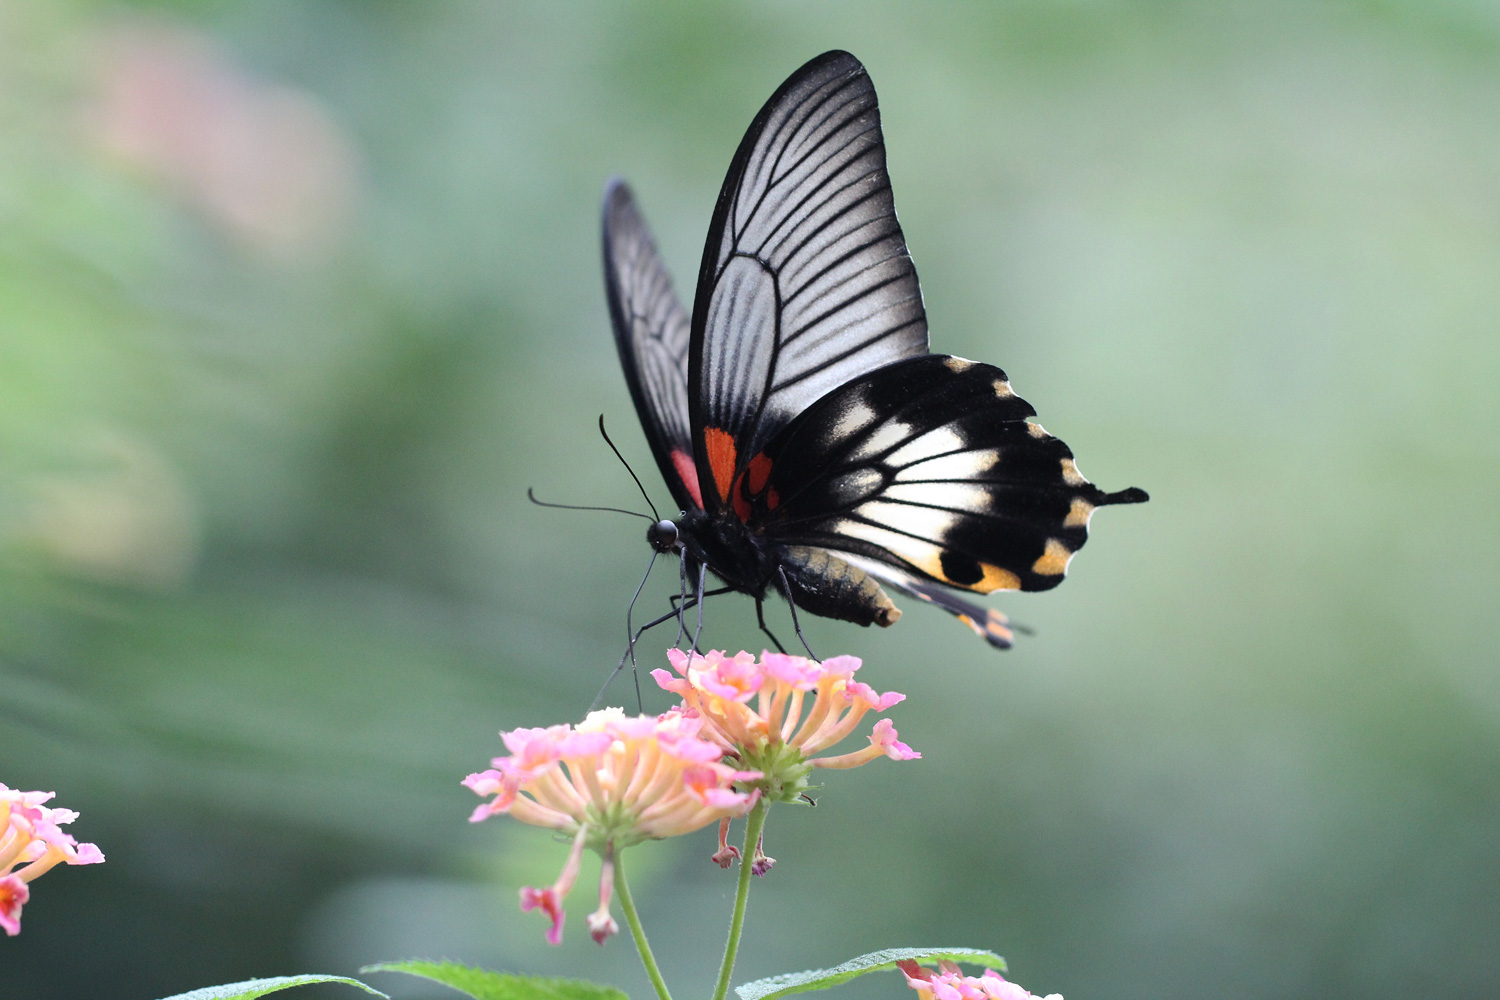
left=689, top=50, right=929, bottom=513
left=754, top=355, right=1146, bottom=594
left=603, top=180, right=701, bottom=511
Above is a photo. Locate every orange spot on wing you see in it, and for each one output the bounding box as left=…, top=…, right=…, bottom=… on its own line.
left=671, top=449, right=703, bottom=509
left=704, top=427, right=737, bottom=503
left=732, top=485, right=751, bottom=522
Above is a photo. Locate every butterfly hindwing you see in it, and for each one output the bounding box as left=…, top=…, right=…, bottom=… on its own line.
left=603, top=179, right=701, bottom=511
left=828, top=551, right=1018, bottom=649
left=749, top=354, right=1148, bottom=595
left=688, top=50, right=929, bottom=515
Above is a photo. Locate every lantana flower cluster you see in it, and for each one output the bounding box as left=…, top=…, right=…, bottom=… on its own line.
left=898, top=960, right=1063, bottom=1000
left=654, top=649, right=918, bottom=802
left=464, top=706, right=761, bottom=944
left=467, top=649, right=918, bottom=945
left=1, top=784, right=105, bottom=936
left=654, top=649, right=917, bottom=875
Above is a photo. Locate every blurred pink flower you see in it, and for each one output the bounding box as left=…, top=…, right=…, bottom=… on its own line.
left=0, top=785, right=105, bottom=936
left=653, top=649, right=918, bottom=803
left=88, top=22, right=358, bottom=253
left=465, top=707, right=759, bottom=944
left=898, top=960, right=1062, bottom=1000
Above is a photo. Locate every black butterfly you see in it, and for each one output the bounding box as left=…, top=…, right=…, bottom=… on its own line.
left=603, top=50, right=1146, bottom=654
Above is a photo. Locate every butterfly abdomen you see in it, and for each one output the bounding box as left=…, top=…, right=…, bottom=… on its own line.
left=779, top=545, right=902, bottom=628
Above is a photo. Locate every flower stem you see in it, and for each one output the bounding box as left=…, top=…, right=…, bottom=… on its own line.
left=711, top=800, right=769, bottom=1000
left=615, top=850, right=673, bottom=1000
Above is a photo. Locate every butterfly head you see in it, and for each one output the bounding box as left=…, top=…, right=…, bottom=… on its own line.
left=647, top=519, right=681, bottom=554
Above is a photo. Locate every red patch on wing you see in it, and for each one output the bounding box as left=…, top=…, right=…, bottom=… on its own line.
left=704, top=427, right=737, bottom=503
left=747, top=452, right=772, bottom=494
left=670, top=449, right=703, bottom=509
left=767, top=486, right=780, bottom=511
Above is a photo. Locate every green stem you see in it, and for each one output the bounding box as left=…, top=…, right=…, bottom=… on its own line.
left=711, top=800, right=770, bottom=1000
left=616, top=849, right=674, bottom=1000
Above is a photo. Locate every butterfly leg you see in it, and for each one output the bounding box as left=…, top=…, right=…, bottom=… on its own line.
left=687, top=562, right=709, bottom=656
left=776, top=565, right=819, bottom=661
left=671, top=553, right=690, bottom=648
left=669, top=555, right=729, bottom=647
left=591, top=599, right=699, bottom=713
left=755, top=596, right=788, bottom=654
left=670, top=586, right=733, bottom=607
left=623, top=549, right=659, bottom=711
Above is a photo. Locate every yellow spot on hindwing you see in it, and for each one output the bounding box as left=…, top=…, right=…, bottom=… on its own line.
left=972, top=562, right=1022, bottom=593
left=1064, top=497, right=1095, bottom=528
left=1026, top=422, right=1050, bottom=439
left=943, top=356, right=975, bottom=372
left=993, top=380, right=1013, bottom=397
left=1060, top=458, right=1086, bottom=486
left=1031, top=538, right=1073, bottom=576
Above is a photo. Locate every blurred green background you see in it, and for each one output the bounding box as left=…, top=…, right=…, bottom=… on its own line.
left=3, top=1, right=1498, bottom=997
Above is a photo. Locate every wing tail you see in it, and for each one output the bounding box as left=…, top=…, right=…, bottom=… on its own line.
left=831, top=550, right=1014, bottom=649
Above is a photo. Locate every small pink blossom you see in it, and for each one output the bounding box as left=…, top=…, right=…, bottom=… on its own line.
left=587, top=847, right=620, bottom=945
left=711, top=817, right=741, bottom=869
left=697, top=650, right=762, bottom=701
left=0, top=784, right=105, bottom=936
left=750, top=834, right=775, bottom=877
left=518, top=827, right=583, bottom=946
left=0, top=875, right=28, bottom=936
left=898, top=960, right=1062, bottom=1000
left=467, top=707, right=760, bottom=945
left=810, top=717, right=922, bottom=770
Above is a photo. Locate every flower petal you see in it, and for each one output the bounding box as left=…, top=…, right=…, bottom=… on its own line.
left=871, top=718, right=921, bottom=760
left=0, top=874, right=28, bottom=936
left=519, top=885, right=566, bottom=946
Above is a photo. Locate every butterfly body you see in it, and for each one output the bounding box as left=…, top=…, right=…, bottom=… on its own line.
left=669, top=508, right=902, bottom=631
left=605, top=51, right=1147, bottom=651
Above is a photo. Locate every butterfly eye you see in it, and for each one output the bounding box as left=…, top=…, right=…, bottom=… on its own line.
left=647, top=519, right=679, bottom=553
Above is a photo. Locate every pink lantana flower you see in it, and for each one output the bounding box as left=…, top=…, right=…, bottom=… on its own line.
left=654, top=649, right=918, bottom=805
left=0, top=784, right=105, bottom=936
left=898, top=960, right=1063, bottom=1000
left=464, top=707, right=760, bottom=945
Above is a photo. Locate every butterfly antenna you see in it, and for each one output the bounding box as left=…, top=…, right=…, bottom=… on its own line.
left=526, top=488, right=653, bottom=521
left=598, top=414, right=660, bottom=522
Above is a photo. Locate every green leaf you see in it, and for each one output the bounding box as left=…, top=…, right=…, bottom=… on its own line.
left=361, top=960, right=629, bottom=1000
left=156, top=976, right=387, bottom=1000
left=734, top=947, right=1007, bottom=1000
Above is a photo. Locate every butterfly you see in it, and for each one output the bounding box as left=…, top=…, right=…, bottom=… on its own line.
left=603, top=49, right=1146, bottom=653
